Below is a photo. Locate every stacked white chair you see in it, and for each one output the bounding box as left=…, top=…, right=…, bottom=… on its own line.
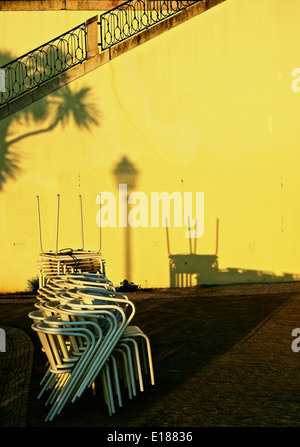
left=29, top=194, right=155, bottom=422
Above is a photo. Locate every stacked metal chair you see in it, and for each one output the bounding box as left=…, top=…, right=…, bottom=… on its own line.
left=36, top=194, right=107, bottom=287
left=29, top=195, right=155, bottom=422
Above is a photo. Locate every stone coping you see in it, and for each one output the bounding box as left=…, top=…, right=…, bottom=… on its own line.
left=0, top=1, right=124, bottom=11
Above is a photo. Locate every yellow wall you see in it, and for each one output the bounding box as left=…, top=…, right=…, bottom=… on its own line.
left=1, top=0, right=300, bottom=292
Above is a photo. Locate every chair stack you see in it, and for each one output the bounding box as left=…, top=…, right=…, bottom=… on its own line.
left=29, top=195, right=155, bottom=422
left=38, top=250, right=107, bottom=287
left=29, top=271, right=155, bottom=422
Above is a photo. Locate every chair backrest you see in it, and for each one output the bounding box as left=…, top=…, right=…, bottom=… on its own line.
left=32, top=319, right=96, bottom=370
left=38, top=300, right=61, bottom=317
left=44, top=315, right=103, bottom=356
left=28, top=310, right=45, bottom=324
left=56, top=292, right=135, bottom=395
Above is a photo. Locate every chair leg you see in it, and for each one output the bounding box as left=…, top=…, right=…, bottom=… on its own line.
left=109, top=354, right=123, bottom=408
left=121, top=338, right=144, bottom=392
left=118, top=342, right=137, bottom=397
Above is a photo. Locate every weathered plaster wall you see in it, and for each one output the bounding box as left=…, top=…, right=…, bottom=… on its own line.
left=1, top=0, right=300, bottom=292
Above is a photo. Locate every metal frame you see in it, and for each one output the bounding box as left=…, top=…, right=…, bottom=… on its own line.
left=99, top=0, right=202, bottom=51
left=0, top=22, right=87, bottom=106
left=0, top=1, right=202, bottom=106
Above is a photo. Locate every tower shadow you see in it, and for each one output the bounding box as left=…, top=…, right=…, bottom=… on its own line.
left=112, top=156, right=139, bottom=285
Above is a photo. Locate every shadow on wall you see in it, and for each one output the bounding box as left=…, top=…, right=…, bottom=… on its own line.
left=112, top=156, right=139, bottom=283
left=168, top=219, right=300, bottom=287
left=0, top=50, right=101, bottom=191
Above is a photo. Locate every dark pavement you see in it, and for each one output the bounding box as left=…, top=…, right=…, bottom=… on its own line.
left=1, top=283, right=300, bottom=428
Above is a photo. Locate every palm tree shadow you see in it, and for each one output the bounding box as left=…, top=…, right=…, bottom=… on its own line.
left=0, top=50, right=101, bottom=190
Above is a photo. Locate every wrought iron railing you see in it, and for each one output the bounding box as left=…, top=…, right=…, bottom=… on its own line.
left=0, top=23, right=87, bottom=106
left=0, top=1, right=201, bottom=107
left=99, top=0, right=202, bottom=51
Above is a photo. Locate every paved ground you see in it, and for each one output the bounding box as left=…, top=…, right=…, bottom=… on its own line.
left=1, top=282, right=300, bottom=430
left=0, top=325, right=34, bottom=427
